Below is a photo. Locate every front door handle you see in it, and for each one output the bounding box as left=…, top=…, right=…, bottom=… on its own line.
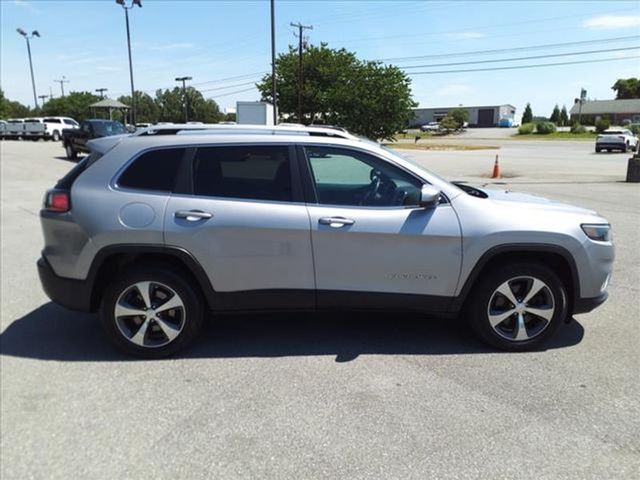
left=174, top=210, right=213, bottom=221
left=318, top=216, right=355, bottom=227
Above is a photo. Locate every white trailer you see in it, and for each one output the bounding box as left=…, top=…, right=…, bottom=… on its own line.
left=236, top=101, right=275, bottom=126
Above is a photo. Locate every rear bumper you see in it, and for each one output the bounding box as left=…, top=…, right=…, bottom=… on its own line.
left=596, top=143, right=626, bottom=149
left=37, top=257, right=92, bottom=312
left=573, top=292, right=608, bottom=315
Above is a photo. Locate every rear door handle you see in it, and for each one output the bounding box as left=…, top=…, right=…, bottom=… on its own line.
left=174, top=210, right=213, bottom=221
left=318, top=217, right=355, bottom=227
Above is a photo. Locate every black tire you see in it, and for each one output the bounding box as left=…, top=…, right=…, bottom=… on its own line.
left=64, top=143, right=77, bottom=160
left=100, top=268, right=204, bottom=358
left=466, top=262, right=568, bottom=351
left=595, top=147, right=601, bottom=153
left=52, top=130, right=60, bottom=142
left=623, top=143, right=628, bottom=153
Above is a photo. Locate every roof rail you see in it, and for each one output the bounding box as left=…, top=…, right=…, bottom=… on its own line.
left=132, top=123, right=355, bottom=140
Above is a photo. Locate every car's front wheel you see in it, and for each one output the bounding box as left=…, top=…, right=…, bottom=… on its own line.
left=467, top=263, right=568, bottom=351
left=100, top=269, right=204, bottom=358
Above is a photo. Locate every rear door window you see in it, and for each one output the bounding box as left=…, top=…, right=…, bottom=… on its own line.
left=193, top=145, right=292, bottom=202
left=117, top=148, right=185, bottom=192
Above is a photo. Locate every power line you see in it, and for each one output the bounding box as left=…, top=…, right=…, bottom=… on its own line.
left=381, top=35, right=640, bottom=63
left=200, top=80, right=258, bottom=93
left=406, top=55, right=640, bottom=76
left=207, top=86, right=257, bottom=99
left=400, top=45, right=640, bottom=69
left=192, top=71, right=268, bottom=87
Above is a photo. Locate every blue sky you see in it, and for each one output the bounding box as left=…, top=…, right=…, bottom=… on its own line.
left=2, top=0, right=639, bottom=119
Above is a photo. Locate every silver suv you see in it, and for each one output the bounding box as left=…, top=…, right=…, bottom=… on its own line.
left=38, top=125, right=614, bottom=357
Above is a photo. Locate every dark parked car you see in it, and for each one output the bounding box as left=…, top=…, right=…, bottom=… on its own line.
left=62, top=119, right=128, bottom=159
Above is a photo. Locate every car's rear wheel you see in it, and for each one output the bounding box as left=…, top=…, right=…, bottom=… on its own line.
left=52, top=130, right=60, bottom=142
left=65, top=144, right=77, bottom=160
left=100, top=269, right=204, bottom=358
left=467, top=263, right=568, bottom=351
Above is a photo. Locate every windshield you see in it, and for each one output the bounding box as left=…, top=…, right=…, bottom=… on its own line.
left=379, top=145, right=463, bottom=192
left=93, top=121, right=128, bottom=136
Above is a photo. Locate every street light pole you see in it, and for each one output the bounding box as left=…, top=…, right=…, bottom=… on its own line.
left=175, top=76, right=192, bottom=123
left=270, top=0, right=277, bottom=124
left=16, top=28, right=40, bottom=109
left=116, top=0, right=142, bottom=125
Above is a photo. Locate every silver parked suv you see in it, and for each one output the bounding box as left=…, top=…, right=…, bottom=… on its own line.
left=38, top=125, right=614, bottom=357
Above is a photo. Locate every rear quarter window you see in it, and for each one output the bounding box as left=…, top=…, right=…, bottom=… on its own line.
left=117, top=148, right=186, bottom=192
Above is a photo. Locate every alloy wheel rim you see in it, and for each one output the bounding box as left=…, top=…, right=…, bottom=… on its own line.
left=487, top=275, right=555, bottom=342
left=114, top=281, right=186, bottom=348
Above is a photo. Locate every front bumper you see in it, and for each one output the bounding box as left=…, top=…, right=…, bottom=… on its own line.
left=37, top=256, right=92, bottom=312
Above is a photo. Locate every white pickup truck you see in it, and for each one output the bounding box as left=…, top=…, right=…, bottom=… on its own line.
left=22, top=117, right=80, bottom=141
left=595, top=128, right=639, bottom=153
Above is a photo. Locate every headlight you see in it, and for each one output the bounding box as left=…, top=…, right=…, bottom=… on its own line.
left=581, top=224, right=611, bottom=242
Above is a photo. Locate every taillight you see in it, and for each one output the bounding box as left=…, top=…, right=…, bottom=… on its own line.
left=45, top=190, right=70, bottom=212
left=44, top=124, right=48, bottom=130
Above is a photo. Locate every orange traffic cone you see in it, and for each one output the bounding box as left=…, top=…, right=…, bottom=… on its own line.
left=491, top=155, right=501, bottom=179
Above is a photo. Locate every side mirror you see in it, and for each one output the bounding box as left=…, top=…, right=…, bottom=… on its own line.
left=419, top=185, right=441, bottom=208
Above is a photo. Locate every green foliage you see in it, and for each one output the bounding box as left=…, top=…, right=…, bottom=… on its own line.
left=570, top=122, right=587, bottom=134
left=518, top=123, right=535, bottom=134
left=535, top=121, right=557, bottom=134
left=559, top=105, right=569, bottom=126
left=118, top=91, right=159, bottom=123
left=257, top=43, right=417, bottom=140
left=41, top=91, right=101, bottom=121
left=224, top=112, right=236, bottom=122
left=611, top=78, right=640, bottom=99
left=449, top=108, right=468, bottom=128
left=522, top=103, right=533, bottom=124
left=154, top=87, right=223, bottom=124
left=595, top=117, right=611, bottom=133
left=628, top=123, right=640, bottom=135
left=439, top=114, right=458, bottom=132
left=549, top=104, right=561, bottom=125
left=0, top=89, right=32, bottom=118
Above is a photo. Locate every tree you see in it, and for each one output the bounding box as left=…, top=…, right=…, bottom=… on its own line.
left=0, top=89, right=32, bottom=118
left=550, top=104, right=560, bottom=125
left=612, top=78, right=640, bottom=99
left=257, top=43, right=416, bottom=140
left=41, top=91, right=100, bottom=121
left=154, top=87, right=223, bottom=123
left=522, top=103, right=533, bottom=124
left=559, top=105, right=569, bottom=126
left=118, top=91, right=159, bottom=123
left=439, top=114, right=458, bottom=132
left=450, top=107, right=468, bottom=128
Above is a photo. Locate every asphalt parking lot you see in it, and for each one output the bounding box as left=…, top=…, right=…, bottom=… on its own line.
left=1, top=139, right=639, bottom=479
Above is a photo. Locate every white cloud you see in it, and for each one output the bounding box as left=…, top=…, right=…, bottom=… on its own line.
left=149, top=43, right=195, bottom=52
left=445, top=32, right=486, bottom=40
left=434, top=83, right=473, bottom=96
left=582, top=15, right=640, bottom=30
left=13, top=0, right=41, bottom=14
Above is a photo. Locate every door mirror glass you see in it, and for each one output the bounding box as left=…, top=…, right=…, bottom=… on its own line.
left=420, top=185, right=441, bottom=208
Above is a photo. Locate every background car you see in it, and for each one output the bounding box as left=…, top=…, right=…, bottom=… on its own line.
left=595, top=128, right=639, bottom=153
left=420, top=122, right=440, bottom=132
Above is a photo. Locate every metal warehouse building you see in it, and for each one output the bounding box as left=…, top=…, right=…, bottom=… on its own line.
left=569, top=99, right=640, bottom=125
left=410, top=104, right=516, bottom=128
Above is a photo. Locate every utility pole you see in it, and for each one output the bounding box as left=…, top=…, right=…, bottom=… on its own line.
left=16, top=28, right=40, bottom=109
left=290, top=22, right=312, bottom=124
left=95, top=88, right=108, bottom=99
left=175, top=76, right=192, bottom=123
left=270, top=0, right=277, bottom=124
left=54, top=76, right=69, bottom=97
left=38, top=94, right=48, bottom=105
